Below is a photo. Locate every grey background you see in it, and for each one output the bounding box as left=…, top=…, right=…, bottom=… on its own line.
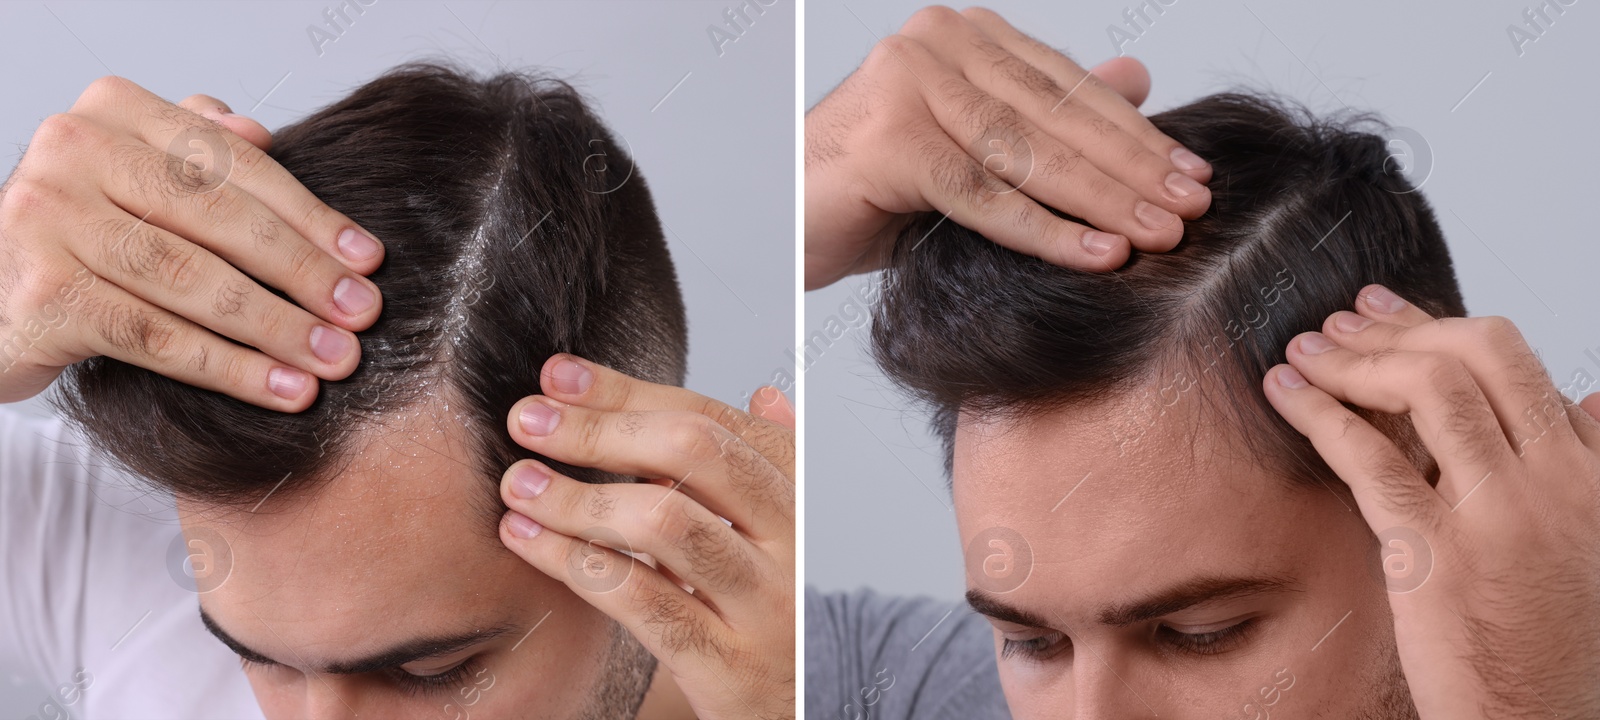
left=805, top=0, right=1600, bottom=602
left=0, top=0, right=792, bottom=715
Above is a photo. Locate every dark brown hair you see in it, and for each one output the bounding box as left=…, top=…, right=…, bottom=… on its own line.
left=56, top=63, right=688, bottom=509
left=871, top=93, right=1463, bottom=489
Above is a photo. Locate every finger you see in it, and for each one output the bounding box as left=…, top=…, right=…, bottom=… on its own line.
left=70, top=76, right=386, bottom=274
left=1088, top=57, right=1150, bottom=108
left=1576, top=393, right=1600, bottom=451
left=539, top=355, right=794, bottom=478
left=94, top=139, right=383, bottom=330
left=1263, top=364, right=1447, bottom=528
left=1583, top=393, right=1600, bottom=423
left=748, top=387, right=795, bottom=431
left=499, top=460, right=770, bottom=605
left=958, top=7, right=1211, bottom=183
left=925, top=16, right=1209, bottom=226
left=1327, top=294, right=1576, bottom=457
left=932, top=71, right=1188, bottom=252
left=507, top=401, right=792, bottom=541
left=912, top=135, right=1133, bottom=269
left=176, top=94, right=273, bottom=152
left=881, top=33, right=1183, bottom=255
left=62, top=274, right=319, bottom=411
left=65, top=204, right=361, bottom=379
left=1353, top=283, right=1436, bottom=328
left=498, top=510, right=737, bottom=672
left=1285, top=332, right=1517, bottom=502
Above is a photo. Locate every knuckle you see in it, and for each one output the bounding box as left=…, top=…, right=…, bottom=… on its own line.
left=94, top=303, right=180, bottom=359
left=254, top=299, right=294, bottom=342
left=212, top=279, right=252, bottom=319
left=574, top=411, right=611, bottom=461
left=33, top=113, right=92, bottom=152
left=155, top=243, right=204, bottom=295
left=925, top=141, right=999, bottom=211
left=213, top=349, right=251, bottom=389
left=665, top=415, right=727, bottom=465
left=1363, top=450, right=1436, bottom=519
left=249, top=213, right=282, bottom=248
left=1419, top=354, right=1473, bottom=400
left=1039, top=149, right=1085, bottom=181
left=0, top=179, right=49, bottom=227
left=1082, top=172, right=1118, bottom=202
left=694, top=396, right=746, bottom=433
left=81, top=76, right=130, bottom=105
left=646, top=491, right=695, bottom=546
left=1472, top=315, right=1527, bottom=353
left=995, top=52, right=1060, bottom=99
left=193, top=181, right=243, bottom=218
left=869, top=34, right=922, bottom=72
left=901, top=5, right=963, bottom=35
left=225, top=140, right=268, bottom=184
left=959, top=6, right=1003, bottom=24
left=283, top=241, right=322, bottom=283
left=582, top=485, right=618, bottom=522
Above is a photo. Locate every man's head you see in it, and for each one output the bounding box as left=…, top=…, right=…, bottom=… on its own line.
left=872, top=93, right=1463, bottom=718
left=57, top=64, right=685, bottom=718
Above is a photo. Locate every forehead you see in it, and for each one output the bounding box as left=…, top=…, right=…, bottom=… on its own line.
left=180, top=404, right=554, bottom=662
left=951, top=385, right=1347, bottom=599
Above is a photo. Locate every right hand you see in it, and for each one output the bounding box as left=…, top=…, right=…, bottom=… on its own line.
left=0, top=76, right=385, bottom=411
left=804, top=5, right=1213, bottom=289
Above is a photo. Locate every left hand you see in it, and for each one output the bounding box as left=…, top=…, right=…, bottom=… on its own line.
left=496, top=354, right=796, bottom=720
left=1264, top=284, right=1600, bottom=719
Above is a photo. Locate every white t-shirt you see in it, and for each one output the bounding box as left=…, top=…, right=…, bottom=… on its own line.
left=0, top=405, right=263, bottom=720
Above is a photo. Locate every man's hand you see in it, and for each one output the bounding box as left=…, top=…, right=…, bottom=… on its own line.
left=805, top=5, right=1213, bottom=290
left=497, top=354, right=796, bottom=720
left=0, top=76, right=385, bottom=411
left=1265, top=284, right=1600, bottom=719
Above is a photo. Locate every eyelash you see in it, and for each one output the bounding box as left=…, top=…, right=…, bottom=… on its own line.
left=1158, top=618, right=1257, bottom=656
left=389, top=660, right=479, bottom=696
left=999, top=619, right=1257, bottom=662
left=1000, top=632, right=1067, bottom=661
left=236, top=656, right=480, bottom=695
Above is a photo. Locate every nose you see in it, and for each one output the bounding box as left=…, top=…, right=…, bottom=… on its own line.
left=301, top=679, right=362, bottom=720
left=1068, top=652, right=1158, bottom=719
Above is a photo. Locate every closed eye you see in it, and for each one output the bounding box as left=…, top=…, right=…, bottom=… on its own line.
left=1157, top=617, right=1257, bottom=656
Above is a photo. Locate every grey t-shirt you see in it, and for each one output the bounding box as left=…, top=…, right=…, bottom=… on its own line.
left=806, top=586, right=1011, bottom=720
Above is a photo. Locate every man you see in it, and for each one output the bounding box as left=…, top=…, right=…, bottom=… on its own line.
left=806, top=7, right=1600, bottom=720
left=1, top=65, right=792, bottom=719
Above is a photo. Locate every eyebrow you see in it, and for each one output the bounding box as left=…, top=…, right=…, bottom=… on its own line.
left=966, top=574, right=1302, bottom=630
left=199, top=608, right=517, bottom=675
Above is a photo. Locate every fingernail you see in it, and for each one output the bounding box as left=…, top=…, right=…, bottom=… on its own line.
left=1364, top=285, right=1407, bottom=314
left=520, top=402, right=560, bottom=436
left=333, top=277, right=376, bottom=316
left=309, top=326, right=352, bottom=364
left=511, top=465, right=551, bottom=499
left=1299, top=332, right=1335, bottom=355
left=549, top=358, right=593, bottom=394
left=267, top=367, right=309, bottom=399
left=337, top=228, right=381, bottom=262
left=1334, top=312, right=1374, bottom=333
left=505, top=512, right=543, bottom=540
left=1135, top=201, right=1178, bottom=231
left=1164, top=172, right=1207, bottom=200
left=1170, top=147, right=1209, bottom=172
left=1276, top=366, right=1308, bottom=389
left=1081, top=230, right=1121, bottom=256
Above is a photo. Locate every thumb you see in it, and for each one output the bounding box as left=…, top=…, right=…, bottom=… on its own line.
left=1089, top=56, right=1152, bottom=108
left=748, top=386, right=795, bottom=430
left=177, top=94, right=273, bottom=152
left=1581, top=392, right=1600, bottom=424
